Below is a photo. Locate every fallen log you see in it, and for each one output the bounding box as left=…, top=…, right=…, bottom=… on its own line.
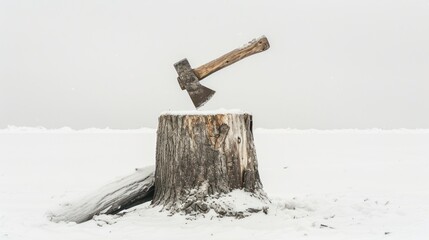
left=48, top=165, right=155, bottom=223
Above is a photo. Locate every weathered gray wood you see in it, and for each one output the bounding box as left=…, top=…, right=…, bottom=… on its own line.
left=49, top=166, right=155, bottom=223
left=152, top=112, right=267, bottom=215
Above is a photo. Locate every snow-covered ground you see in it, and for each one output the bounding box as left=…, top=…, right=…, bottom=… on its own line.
left=1, top=128, right=428, bottom=239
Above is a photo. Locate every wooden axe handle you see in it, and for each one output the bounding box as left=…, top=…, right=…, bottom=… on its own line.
left=193, top=36, right=270, bottom=80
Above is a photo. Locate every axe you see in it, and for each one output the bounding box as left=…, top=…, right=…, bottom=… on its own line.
left=174, top=36, right=270, bottom=108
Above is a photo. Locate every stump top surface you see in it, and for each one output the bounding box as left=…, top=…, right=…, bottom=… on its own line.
left=160, top=109, right=250, bottom=116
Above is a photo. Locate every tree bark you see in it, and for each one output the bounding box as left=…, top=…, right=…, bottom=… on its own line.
left=152, top=112, right=267, bottom=215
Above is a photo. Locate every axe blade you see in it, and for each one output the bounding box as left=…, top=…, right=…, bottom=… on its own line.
left=185, top=81, right=215, bottom=109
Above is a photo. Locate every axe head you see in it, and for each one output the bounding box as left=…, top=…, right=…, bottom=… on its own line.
left=174, top=58, right=215, bottom=109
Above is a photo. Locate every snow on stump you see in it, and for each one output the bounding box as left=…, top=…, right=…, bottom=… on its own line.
left=152, top=110, right=269, bottom=217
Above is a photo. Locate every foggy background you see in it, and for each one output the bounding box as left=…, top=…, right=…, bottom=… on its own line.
left=1, top=0, right=428, bottom=129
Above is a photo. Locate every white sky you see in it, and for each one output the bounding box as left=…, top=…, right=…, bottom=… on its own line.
left=1, top=0, right=428, bottom=129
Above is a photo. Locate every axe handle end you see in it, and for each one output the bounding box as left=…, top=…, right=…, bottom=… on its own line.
left=193, top=36, right=270, bottom=80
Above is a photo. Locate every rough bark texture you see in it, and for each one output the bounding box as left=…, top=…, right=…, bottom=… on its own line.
left=152, top=112, right=267, bottom=215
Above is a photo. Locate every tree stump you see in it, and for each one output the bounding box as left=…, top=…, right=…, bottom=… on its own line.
left=152, top=111, right=268, bottom=217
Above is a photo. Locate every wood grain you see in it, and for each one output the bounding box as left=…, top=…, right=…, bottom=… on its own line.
left=48, top=166, right=155, bottom=223
left=193, top=36, right=270, bottom=80
left=152, top=113, right=267, bottom=215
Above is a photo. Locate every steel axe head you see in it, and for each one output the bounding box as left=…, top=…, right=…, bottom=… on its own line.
left=174, top=58, right=215, bottom=109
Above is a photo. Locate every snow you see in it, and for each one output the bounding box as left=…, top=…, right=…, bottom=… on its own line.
left=161, top=109, right=249, bottom=116
left=0, top=126, right=155, bottom=133
left=1, top=128, right=429, bottom=239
